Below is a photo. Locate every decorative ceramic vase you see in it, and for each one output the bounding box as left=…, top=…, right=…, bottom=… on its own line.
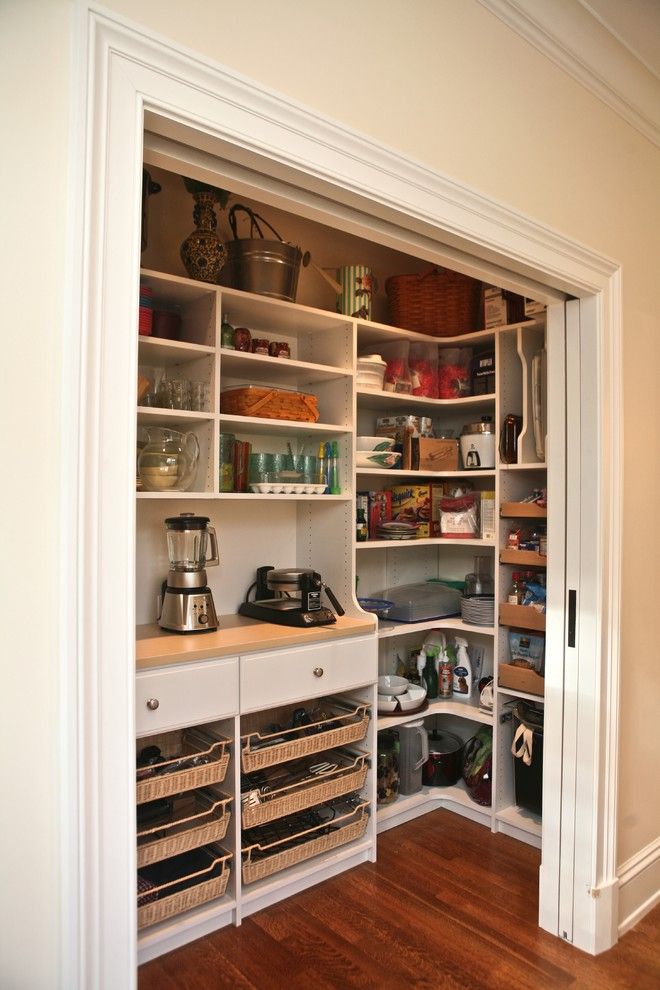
left=180, top=191, right=227, bottom=283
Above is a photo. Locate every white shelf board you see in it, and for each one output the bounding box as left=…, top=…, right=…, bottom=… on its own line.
left=240, top=835, right=373, bottom=906
left=140, top=268, right=219, bottom=304
left=376, top=781, right=491, bottom=830
left=219, top=284, right=352, bottom=334
left=377, top=696, right=493, bottom=730
left=497, top=686, right=545, bottom=703
left=499, top=462, right=547, bottom=471
left=356, top=389, right=495, bottom=414
left=377, top=617, right=495, bottom=639
left=356, top=537, right=495, bottom=550
left=136, top=490, right=219, bottom=499
left=220, top=349, right=352, bottom=385
left=218, top=414, right=351, bottom=436
left=356, top=467, right=496, bottom=480
left=137, top=408, right=214, bottom=427
left=137, top=896, right=236, bottom=965
left=138, top=337, right=215, bottom=364
left=357, top=318, right=495, bottom=348
left=217, top=492, right=351, bottom=502
left=495, top=804, right=542, bottom=838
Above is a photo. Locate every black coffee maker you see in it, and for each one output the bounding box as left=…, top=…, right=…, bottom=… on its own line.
left=239, top=566, right=344, bottom=627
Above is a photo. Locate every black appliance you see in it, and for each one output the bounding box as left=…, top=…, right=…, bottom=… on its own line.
left=239, top=566, right=344, bottom=627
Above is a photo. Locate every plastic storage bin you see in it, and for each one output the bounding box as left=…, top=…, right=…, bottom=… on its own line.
left=512, top=702, right=544, bottom=815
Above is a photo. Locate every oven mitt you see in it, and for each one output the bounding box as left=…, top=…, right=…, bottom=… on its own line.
left=512, top=723, right=534, bottom=766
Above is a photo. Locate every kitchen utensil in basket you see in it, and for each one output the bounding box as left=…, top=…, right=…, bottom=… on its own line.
left=385, top=266, right=482, bottom=336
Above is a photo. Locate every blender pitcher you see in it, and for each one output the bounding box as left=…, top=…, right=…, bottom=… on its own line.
left=166, top=513, right=219, bottom=573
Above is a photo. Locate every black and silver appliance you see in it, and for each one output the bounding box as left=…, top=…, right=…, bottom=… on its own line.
left=159, top=513, right=219, bottom=633
left=239, top=565, right=344, bottom=627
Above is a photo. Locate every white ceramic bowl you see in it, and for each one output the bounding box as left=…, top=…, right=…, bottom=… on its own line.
left=356, top=451, right=402, bottom=470
left=377, top=695, right=399, bottom=713
left=398, top=684, right=427, bottom=711
left=378, top=674, right=409, bottom=696
left=356, top=436, right=395, bottom=452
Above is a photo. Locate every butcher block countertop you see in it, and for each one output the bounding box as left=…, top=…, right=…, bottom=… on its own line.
left=136, top=613, right=376, bottom=670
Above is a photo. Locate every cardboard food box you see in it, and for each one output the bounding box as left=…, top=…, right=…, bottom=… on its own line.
left=484, top=287, right=525, bottom=328
left=390, top=484, right=444, bottom=538
left=524, top=298, right=546, bottom=318
left=498, top=663, right=545, bottom=696
left=480, top=491, right=496, bottom=540
left=376, top=415, right=433, bottom=441
left=366, top=490, right=392, bottom=539
left=406, top=437, right=459, bottom=472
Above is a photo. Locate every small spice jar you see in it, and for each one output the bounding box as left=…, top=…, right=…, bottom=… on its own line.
left=251, top=337, right=269, bottom=355
left=233, top=327, right=251, bottom=352
left=268, top=341, right=290, bottom=359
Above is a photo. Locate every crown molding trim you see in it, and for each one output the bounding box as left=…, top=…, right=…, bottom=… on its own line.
left=477, top=0, right=660, bottom=147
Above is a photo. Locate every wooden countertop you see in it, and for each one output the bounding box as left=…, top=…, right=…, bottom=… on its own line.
left=136, top=612, right=376, bottom=670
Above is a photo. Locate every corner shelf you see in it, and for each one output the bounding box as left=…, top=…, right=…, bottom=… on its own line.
left=498, top=603, right=546, bottom=632
left=500, top=502, right=546, bottom=519
left=499, top=549, right=547, bottom=567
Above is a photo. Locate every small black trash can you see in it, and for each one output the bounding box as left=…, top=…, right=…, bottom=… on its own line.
left=512, top=702, right=544, bottom=815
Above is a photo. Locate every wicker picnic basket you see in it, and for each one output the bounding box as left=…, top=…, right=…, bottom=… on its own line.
left=220, top=385, right=319, bottom=422
left=385, top=267, right=482, bottom=337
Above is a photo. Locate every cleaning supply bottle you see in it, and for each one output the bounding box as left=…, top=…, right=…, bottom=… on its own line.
left=421, top=648, right=438, bottom=699
left=452, top=636, right=473, bottom=697
left=438, top=643, right=455, bottom=698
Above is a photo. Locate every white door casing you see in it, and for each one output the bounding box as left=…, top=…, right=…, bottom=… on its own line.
left=62, top=5, right=623, bottom=986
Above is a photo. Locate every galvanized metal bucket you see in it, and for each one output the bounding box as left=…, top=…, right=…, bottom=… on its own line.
left=222, top=204, right=302, bottom=302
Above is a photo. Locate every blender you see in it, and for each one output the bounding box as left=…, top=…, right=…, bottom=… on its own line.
left=159, top=513, right=219, bottom=632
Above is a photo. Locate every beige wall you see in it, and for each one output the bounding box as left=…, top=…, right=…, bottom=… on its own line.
left=2, top=0, right=658, bottom=981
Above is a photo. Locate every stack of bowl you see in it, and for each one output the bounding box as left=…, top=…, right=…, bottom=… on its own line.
left=356, top=436, right=401, bottom=470
left=377, top=675, right=427, bottom=713
left=356, top=354, right=387, bottom=390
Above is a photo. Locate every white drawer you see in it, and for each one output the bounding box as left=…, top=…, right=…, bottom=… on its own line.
left=136, top=655, right=238, bottom=736
left=240, top=636, right=376, bottom=713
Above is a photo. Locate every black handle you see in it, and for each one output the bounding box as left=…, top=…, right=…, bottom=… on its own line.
left=567, top=589, right=576, bottom=648
left=323, top=583, right=345, bottom=616
left=228, top=203, right=286, bottom=243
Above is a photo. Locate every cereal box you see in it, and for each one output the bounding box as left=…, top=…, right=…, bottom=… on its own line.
left=390, top=484, right=444, bottom=538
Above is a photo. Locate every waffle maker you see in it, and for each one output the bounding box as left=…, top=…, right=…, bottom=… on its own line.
left=239, top=566, right=344, bottom=627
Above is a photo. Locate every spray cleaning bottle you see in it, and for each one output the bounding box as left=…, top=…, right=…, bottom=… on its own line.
left=452, top=636, right=473, bottom=697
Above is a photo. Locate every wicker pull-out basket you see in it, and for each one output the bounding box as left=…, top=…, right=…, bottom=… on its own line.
left=137, top=846, right=231, bottom=929
left=220, top=385, right=319, bottom=422
left=385, top=267, right=482, bottom=337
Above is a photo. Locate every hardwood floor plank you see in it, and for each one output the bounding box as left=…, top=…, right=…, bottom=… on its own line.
left=138, top=810, right=660, bottom=990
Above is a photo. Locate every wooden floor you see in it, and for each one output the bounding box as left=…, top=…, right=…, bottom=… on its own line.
left=139, top=810, right=660, bottom=989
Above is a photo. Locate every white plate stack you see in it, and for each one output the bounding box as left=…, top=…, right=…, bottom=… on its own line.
left=460, top=595, right=495, bottom=626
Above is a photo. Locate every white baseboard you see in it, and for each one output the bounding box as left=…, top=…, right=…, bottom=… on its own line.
left=618, top=836, right=660, bottom=937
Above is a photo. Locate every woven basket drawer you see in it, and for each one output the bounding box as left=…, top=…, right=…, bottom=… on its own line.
left=137, top=790, right=231, bottom=868
left=241, top=753, right=369, bottom=828
left=241, top=702, right=370, bottom=774
left=241, top=803, right=369, bottom=885
left=137, top=847, right=231, bottom=929
left=136, top=730, right=230, bottom=805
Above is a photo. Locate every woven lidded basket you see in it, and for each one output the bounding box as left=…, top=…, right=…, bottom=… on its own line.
left=220, top=385, right=319, bottom=423
left=385, top=267, right=482, bottom=337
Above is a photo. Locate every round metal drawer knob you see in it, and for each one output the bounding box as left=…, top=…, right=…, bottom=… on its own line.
left=146, top=698, right=160, bottom=710
left=313, top=667, right=324, bottom=677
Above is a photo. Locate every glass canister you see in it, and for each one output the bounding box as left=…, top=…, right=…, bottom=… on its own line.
left=377, top=729, right=400, bottom=805
left=219, top=433, right=235, bottom=492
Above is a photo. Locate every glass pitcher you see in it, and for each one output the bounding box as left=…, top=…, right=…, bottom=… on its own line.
left=137, top=427, right=200, bottom=492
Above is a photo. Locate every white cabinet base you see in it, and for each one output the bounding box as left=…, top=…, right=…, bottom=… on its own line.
left=377, top=784, right=492, bottom=833
left=138, top=898, right=238, bottom=965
